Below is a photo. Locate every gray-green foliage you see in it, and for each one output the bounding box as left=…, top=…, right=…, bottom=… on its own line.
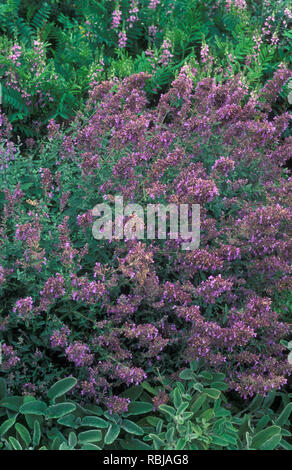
left=1, top=369, right=291, bottom=450
left=142, top=362, right=292, bottom=451
left=0, top=376, right=155, bottom=450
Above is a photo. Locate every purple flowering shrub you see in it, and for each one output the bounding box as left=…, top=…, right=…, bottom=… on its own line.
left=0, top=65, right=291, bottom=409
left=1, top=0, right=292, bottom=139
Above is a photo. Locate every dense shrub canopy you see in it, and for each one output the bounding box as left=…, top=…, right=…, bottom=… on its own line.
left=0, top=66, right=291, bottom=409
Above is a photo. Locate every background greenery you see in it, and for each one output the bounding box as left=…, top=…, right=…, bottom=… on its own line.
left=0, top=0, right=291, bottom=137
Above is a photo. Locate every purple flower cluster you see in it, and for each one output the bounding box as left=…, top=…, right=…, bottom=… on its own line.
left=39, top=273, right=66, bottom=310
left=148, top=0, right=160, bottom=10
left=105, top=396, right=131, bottom=415
left=65, top=341, right=94, bottom=367
left=196, top=275, right=233, bottom=304
left=211, top=156, right=235, bottom=176
left=71, top=275, right=107, bottom=304
left=40, top=167, right=54, bottom=198
left=115, top=364, right=147, bottom=385
left=118, top=31, right=127, bottom=49
left=50, top=326, right=71, bottom=348
left=0, top=343, right=20, bottom=370
left=111, top=7, right=122, bottom=29
left=13, top=297, right=34, bottom=319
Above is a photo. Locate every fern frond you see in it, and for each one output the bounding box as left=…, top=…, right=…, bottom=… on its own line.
left=2, top=85, right=29, bottom=114
left=15, top=17, right=34, bottom=43
left=31, top=2, right=51, bottom=31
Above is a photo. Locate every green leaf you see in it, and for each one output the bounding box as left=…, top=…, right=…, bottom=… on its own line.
left=81, top=443, right=102, bottom=450
left=59, top=442, right=73, bottom=450
left=121, top=419, right=144, bottom=436
left=104, top=423, right=120, bottom=445
left=256, top=415, right=270, bottom=431
left=173, top=387, right=183, bottom=409
left=82, top=404, right=103, bottom=416
left=248, top=394, right=264, bottom=412
left=126, top=401, right=153, bottom=416
left=9, top=436, right=22, bottom=450
left=23, top=396, right=36, bottom=404
left=192, top=383, right=204, bottom=393
left=190, top=361, right=198, bottom=372
left=205, top=388, right=221, bottom=400
left=251, top=426, right=281, bottom=450
left=176, top=402, right=190, bottom=415
left=146, top=416, right=162, bottom=426
left=0, top=417, right=16, bottom=437
left=0, top=396, right=23, bottom=412
left=211, top=373, right=226, bottom=382
left=81, top=416, right=109, bottom=428
left=141, top=382, right=157, bottom=395
left=68, top=431, right=77, bottom=448
left=179, top=369, right=196, bottom=380
left=182, top=411, right=194, bottom=421
left=275, top=403, right=292, bottom=427
left=199, top=408, right=214, bottom=421
left=212, top=435, right=231, bottom=447
left=120, top=438, right=152, bottom=450
left=177, top=437, right=187, bottom=450
left=199, top=371, right=213, bottom=381
left=191, top=393, right=207, bottom=414
left=51, top=436, right=62, bottom=450
left=210, top=381, right=228, bottom=391
left=20, top=401, right=47, bottom=416
left=57, top=413, right=78, bottom=429
left=165, top=426, right=175, bottom=442
left=25, top=413, right=43, bottom=430
left=46, top=403, right=76, bottom=419
left=47, top=377, right=77, bottom=402
left=280, top=439, right=292, bottom=450
left=260, top=433, right=282, bottom=450
left=149, top=433, right=165, bottom=450
left=33, top=420, right=41, bottom=447
left=158, top=404, right=176, bottom=417
left=119, top=385, right=143, bottom=401
left=15, top=423, right=31, bottom=447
